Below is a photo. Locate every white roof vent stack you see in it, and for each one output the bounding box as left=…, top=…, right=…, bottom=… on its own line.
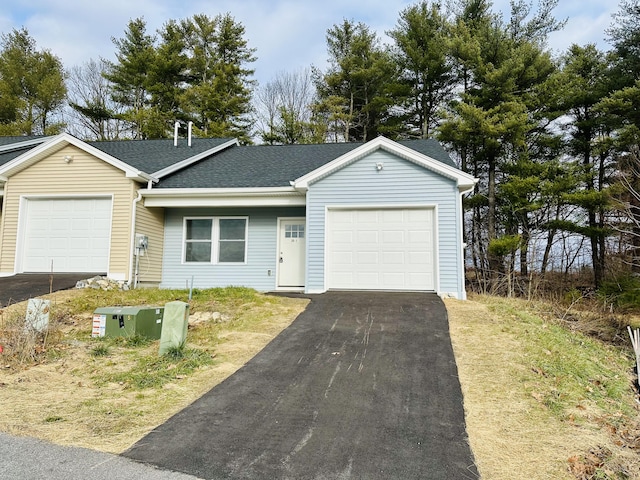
left=188, top=121, right=193, bottom=147
left=174, top=121, right=180, bottom=147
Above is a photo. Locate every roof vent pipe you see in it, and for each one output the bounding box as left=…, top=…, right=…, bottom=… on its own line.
left=174, top=121, right=180, bottom=147
left=188, top=121, right=193, bottom=147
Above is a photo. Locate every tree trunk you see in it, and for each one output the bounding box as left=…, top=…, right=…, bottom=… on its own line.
left=487, top=154, right=501, bottom=276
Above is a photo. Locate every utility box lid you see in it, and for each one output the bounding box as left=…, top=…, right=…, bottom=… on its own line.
left=93, top=306, right=164, bottom=340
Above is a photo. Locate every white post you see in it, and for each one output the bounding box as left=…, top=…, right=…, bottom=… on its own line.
left=628, top=326, right=640, bottom=389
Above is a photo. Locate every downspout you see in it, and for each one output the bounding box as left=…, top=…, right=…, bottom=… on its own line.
left=457, top=183, right=476, bottom=300
left=129, top=188, right=144, bottom=289
left=458, top=187, right=467, bottom=300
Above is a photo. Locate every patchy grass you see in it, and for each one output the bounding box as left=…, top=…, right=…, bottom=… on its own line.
left=3, top=286, right=639, bottom=477
left=97, top=347, right=215, bottom=390
left=446, top=294, right=640, bottom=480
left=0, top=286, right=308, bottom=453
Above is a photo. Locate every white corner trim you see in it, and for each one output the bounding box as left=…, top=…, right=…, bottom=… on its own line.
left=152, top=138, right=239, bottom=179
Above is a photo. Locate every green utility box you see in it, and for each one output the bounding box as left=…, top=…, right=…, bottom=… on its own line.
left=92, top=306, right=164, bottom=340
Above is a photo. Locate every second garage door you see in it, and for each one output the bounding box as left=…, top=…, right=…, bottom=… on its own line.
left=22, top=197, right=112, bottom=273
left=327, top=207, right=436, bottom=291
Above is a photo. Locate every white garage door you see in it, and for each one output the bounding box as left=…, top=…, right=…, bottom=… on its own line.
left=23, top=198, right=112, bottom=273
left=327, top=208, right=436, bottom=291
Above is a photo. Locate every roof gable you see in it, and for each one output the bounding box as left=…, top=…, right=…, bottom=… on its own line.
left=0, top=133, right=155, bottom=182
left=0, top=134, right=238, bottom=184
left=294, top=137, right=476, bottom=192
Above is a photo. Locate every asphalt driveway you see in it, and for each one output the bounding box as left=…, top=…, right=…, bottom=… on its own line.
left=124, top=291, right=478, bottom=480
left=0, top=273, right=97, bottom=307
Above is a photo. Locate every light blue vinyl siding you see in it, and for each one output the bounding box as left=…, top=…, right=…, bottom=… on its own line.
left=306, top=149, right=463, bottom=296
left=161, top=207, right=305, bottom=290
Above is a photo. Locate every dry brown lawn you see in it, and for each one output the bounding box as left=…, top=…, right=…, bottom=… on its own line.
left=0, top=289, right=308, bottom=453
left=1, top=289, right=638, bottom=479
left=446, top=295, right=640, bottom=480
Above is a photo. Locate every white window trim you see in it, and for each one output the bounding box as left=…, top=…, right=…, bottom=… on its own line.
left=182, top=216, right=248, bottom=265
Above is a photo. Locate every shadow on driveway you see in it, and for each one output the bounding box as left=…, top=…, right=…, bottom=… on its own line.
left=123, top=291, right=479, bottom=480
left=0, top=273, right=100, bottom=307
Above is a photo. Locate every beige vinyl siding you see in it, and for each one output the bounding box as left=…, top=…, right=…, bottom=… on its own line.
left=0, top=145, right=136, bottom=278
left=134, top=199, right=165, bottom=285
left=0, top=196, right=3, bottom=262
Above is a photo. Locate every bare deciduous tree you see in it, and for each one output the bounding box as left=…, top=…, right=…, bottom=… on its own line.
left=254, top=68, right=318, bottom=144
left=67, top=58, right=126, bottom=140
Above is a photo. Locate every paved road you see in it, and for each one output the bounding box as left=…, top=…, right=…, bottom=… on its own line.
left=0, top=432, right=202, bottom=480
left=0, top=273, right=98, bottom=307
left=123, top=291, right=479, bottom=480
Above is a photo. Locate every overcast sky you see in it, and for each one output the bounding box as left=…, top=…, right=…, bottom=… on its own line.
left=0, top=0, right=624, bottom=86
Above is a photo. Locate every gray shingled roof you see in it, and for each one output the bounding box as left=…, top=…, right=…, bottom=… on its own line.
left=88, top=137, right=234, bottom=174
left=0, top=136, right=50, bottom=167
left=155, top=139, right=456, bottom=189
left=0, top=135, right=456, bottom=188
left=0, top=135, right=47, bottom=147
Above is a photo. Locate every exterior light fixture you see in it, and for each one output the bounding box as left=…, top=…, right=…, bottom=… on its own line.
left=376, top=162, right=384, bottom=171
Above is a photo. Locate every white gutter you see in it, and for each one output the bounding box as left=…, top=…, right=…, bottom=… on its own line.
left=141, top=186, right=306, bottom=208
left=128, top=189, right=144, bottom=288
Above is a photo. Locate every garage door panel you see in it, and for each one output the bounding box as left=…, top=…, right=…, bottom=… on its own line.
left=357, top=230, right=378, bottom=243
left=23, top=198, right=111, bottom=273
left=328, top=208, right=435, bottom=291
left=357, top=251, right=379, bottom=264
left=382, top=272, right=405, bottom=286
left=333, top=251, right=353, bottom=265
left=357, top=272, right=379, bottom=285
left=381, top=209, right=403, bottom=222
left=357, top=210, right=378, bottom=222
left=383, top=251, right=404, bottom=264
left=408, top=250, right=431, bottom=264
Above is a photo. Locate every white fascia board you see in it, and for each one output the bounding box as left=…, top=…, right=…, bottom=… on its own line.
left=141, top=186, right=306, bottom=208
left=152, top=138, right=239, bottom=178
left=0, top=136, right=53, bottom=153
left=0, top=133, right=156, bottom=183
left=293, top=136, right=478, bottom=191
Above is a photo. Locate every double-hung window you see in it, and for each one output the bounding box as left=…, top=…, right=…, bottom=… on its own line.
left=184, top=217, right=247, bottom=263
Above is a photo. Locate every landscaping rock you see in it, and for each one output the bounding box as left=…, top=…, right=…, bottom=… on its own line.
left=75, top=276, right=129, bottom=291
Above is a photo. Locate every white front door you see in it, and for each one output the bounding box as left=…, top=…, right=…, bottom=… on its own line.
left=278, top=218, right=306, bottom=288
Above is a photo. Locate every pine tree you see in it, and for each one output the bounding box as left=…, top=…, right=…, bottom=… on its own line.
left=388, top=1, right=454, bottom=138
left=0, top=28, right=66, bottom=135
left=181, top=13, right=256, bottom=143
left=313, top=20, right=399, bottom=142
left=440, top=0, right=561, bottom=285
left=104, top=18, right=157, bottom=138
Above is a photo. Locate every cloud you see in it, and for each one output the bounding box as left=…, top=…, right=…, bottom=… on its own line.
left=1, top=0, right=625, bottom=87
